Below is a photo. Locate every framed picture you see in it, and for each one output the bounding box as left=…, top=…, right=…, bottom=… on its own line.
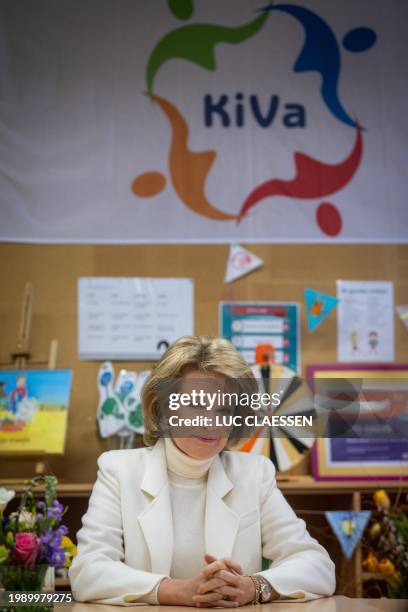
left=0, top=370, right=73, bottom=455
left=307, top=364, right=408, bottom=481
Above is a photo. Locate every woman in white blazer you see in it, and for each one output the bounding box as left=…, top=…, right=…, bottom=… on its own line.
left=69, top=336, right=336, bottom=606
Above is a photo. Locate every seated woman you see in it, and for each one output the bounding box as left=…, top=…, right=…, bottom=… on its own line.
left=69, top=336, right=335, bottom=606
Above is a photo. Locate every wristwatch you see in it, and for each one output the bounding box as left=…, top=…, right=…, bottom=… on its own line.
left=258, top=576, right=274, bottom=603
left=249, top=575, right=274, bottom=603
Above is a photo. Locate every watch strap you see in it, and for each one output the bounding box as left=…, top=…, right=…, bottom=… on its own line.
left=257, top=575, right=273, bottom=602
left=248, top=574, right=261, bottom=604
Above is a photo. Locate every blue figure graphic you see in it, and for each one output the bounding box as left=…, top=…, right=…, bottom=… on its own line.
left=261, top=4, right=377, bottom=128
left=8, top=375, right=27, bottom=414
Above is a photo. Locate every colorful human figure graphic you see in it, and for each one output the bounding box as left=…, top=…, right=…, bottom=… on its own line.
left=261, top=3, right=376, bottom=128
left=132, top=0, right=377, bottom=237
left=9, top=375, right=27, bottom=414
left=368, top=330, right=379, bottom=352
left=351, top=331, right=359, bottom=353
left=0, top=382, right=6, bottom=399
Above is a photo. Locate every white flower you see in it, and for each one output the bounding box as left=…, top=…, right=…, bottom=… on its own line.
left=0, top=487, right=15, bottom=511
left=18, top=510, right=37, bottom=527
left=8, top=510, right=37, bottom=527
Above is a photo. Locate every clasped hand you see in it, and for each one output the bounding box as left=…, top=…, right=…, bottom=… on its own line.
left=192, top=554, right=255, bottom=607
left=158, top=553, right=255, bottom=607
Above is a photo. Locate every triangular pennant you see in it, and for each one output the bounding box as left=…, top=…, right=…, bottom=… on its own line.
left=325, top=511, right=371, bottom=559
left=304, top=288, right=338, bottom=331
left=224, top=244, right=263, bottom=283
left=396, top=305, right=408, bottom=330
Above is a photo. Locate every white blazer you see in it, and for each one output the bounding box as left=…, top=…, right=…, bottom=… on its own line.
left=69, top=440, right=335, bottom=605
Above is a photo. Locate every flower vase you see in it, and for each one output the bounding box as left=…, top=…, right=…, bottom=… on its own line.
left=0, top=564, right=53, bottom=612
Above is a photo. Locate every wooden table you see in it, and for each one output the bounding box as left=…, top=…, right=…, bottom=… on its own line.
left=57, top=597, right=407, bottom=612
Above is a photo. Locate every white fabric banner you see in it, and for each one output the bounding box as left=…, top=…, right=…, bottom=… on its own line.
left=0, top=0, right=407, bottom=244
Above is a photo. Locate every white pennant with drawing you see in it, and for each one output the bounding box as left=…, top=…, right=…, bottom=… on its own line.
left=225, top=244, right=263, bottom=284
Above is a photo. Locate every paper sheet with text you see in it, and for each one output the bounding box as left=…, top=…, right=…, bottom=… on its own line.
left=78, top=277, right=193, bottom=359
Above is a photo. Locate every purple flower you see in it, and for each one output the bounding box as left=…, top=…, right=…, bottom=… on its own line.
left=38, top=527, right=66, bottom=567
left=39, top=530, right=59, bottom=551
left=56, top=525, right=68, bottom=537
left=46, top=507, right=62, bottom=520
left=45, top=544, right=66, bottom=567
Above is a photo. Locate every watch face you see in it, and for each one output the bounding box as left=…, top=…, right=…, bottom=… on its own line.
left=260, top=581, right=272, bottom=602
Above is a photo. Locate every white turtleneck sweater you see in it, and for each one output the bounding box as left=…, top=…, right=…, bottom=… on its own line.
left=144, top=437, right=214, bottom=604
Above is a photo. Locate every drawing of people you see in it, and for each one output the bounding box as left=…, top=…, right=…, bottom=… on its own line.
left=0, top=381, right=6, bottom=398
left=368, top=330, right=379, bottom=352
left=8, top=375, right=27, bottom=414
left=351, top=331, right=359, bottom=353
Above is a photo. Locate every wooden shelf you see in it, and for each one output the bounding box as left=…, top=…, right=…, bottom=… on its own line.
left=276, top=476, right=408, bottom=494
left=0, top=482, right=93, bottom=497
left=1, top=476, right=407, bottom=497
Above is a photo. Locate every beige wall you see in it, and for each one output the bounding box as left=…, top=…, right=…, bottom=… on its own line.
left=0, top=243, right=407, bottom=482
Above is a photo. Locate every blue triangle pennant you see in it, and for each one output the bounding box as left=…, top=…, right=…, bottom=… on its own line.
left=304, top=288, right=338, bottom=331
left=325, top=511, right=371, bottom=559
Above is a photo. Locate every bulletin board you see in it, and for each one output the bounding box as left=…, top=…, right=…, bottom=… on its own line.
left=0, top=243, right=407, bottom=482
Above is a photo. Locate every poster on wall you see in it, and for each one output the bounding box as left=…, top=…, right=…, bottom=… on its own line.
left=220, top=302, right=300, bottom=372
left=308, top=364, right=408, bottom=480
left=337, top=280, right=394, bottom=362
left=1, top=1, right=408, bottom=244
left=78, top=277, right=194, bottom=360
left=0, top=370, right=72, bottom=455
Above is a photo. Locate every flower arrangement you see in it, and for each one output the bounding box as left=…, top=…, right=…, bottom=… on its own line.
left=0, top=476, right=76, bottom=592
left=362, top=489, right=408, bottom=598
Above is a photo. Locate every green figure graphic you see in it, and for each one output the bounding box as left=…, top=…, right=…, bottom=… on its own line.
left=146, top=3, right=268, bottom=93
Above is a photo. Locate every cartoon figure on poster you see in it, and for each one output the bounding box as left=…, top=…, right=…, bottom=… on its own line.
left=351, top=330, right=359, bottom=354
left=0, top=374, right=38, bottom=432
left=368, top=330, right=379, bottom=353
left=97, top=363, right=150, bottom=439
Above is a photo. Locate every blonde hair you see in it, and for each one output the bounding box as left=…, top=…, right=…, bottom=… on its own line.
left=142, top=335, right=257, bottom=447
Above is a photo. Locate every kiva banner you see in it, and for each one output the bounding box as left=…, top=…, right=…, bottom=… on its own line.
left=0, top=0, right=407, bottom=243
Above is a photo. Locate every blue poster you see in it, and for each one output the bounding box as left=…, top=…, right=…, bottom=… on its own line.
left=220, top=302, right=300, bottom=372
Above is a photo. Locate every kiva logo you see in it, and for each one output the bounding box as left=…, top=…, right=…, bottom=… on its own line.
left=131, top=0, right=376, bottom=237
left=204, top=94, right=305, bottom=128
